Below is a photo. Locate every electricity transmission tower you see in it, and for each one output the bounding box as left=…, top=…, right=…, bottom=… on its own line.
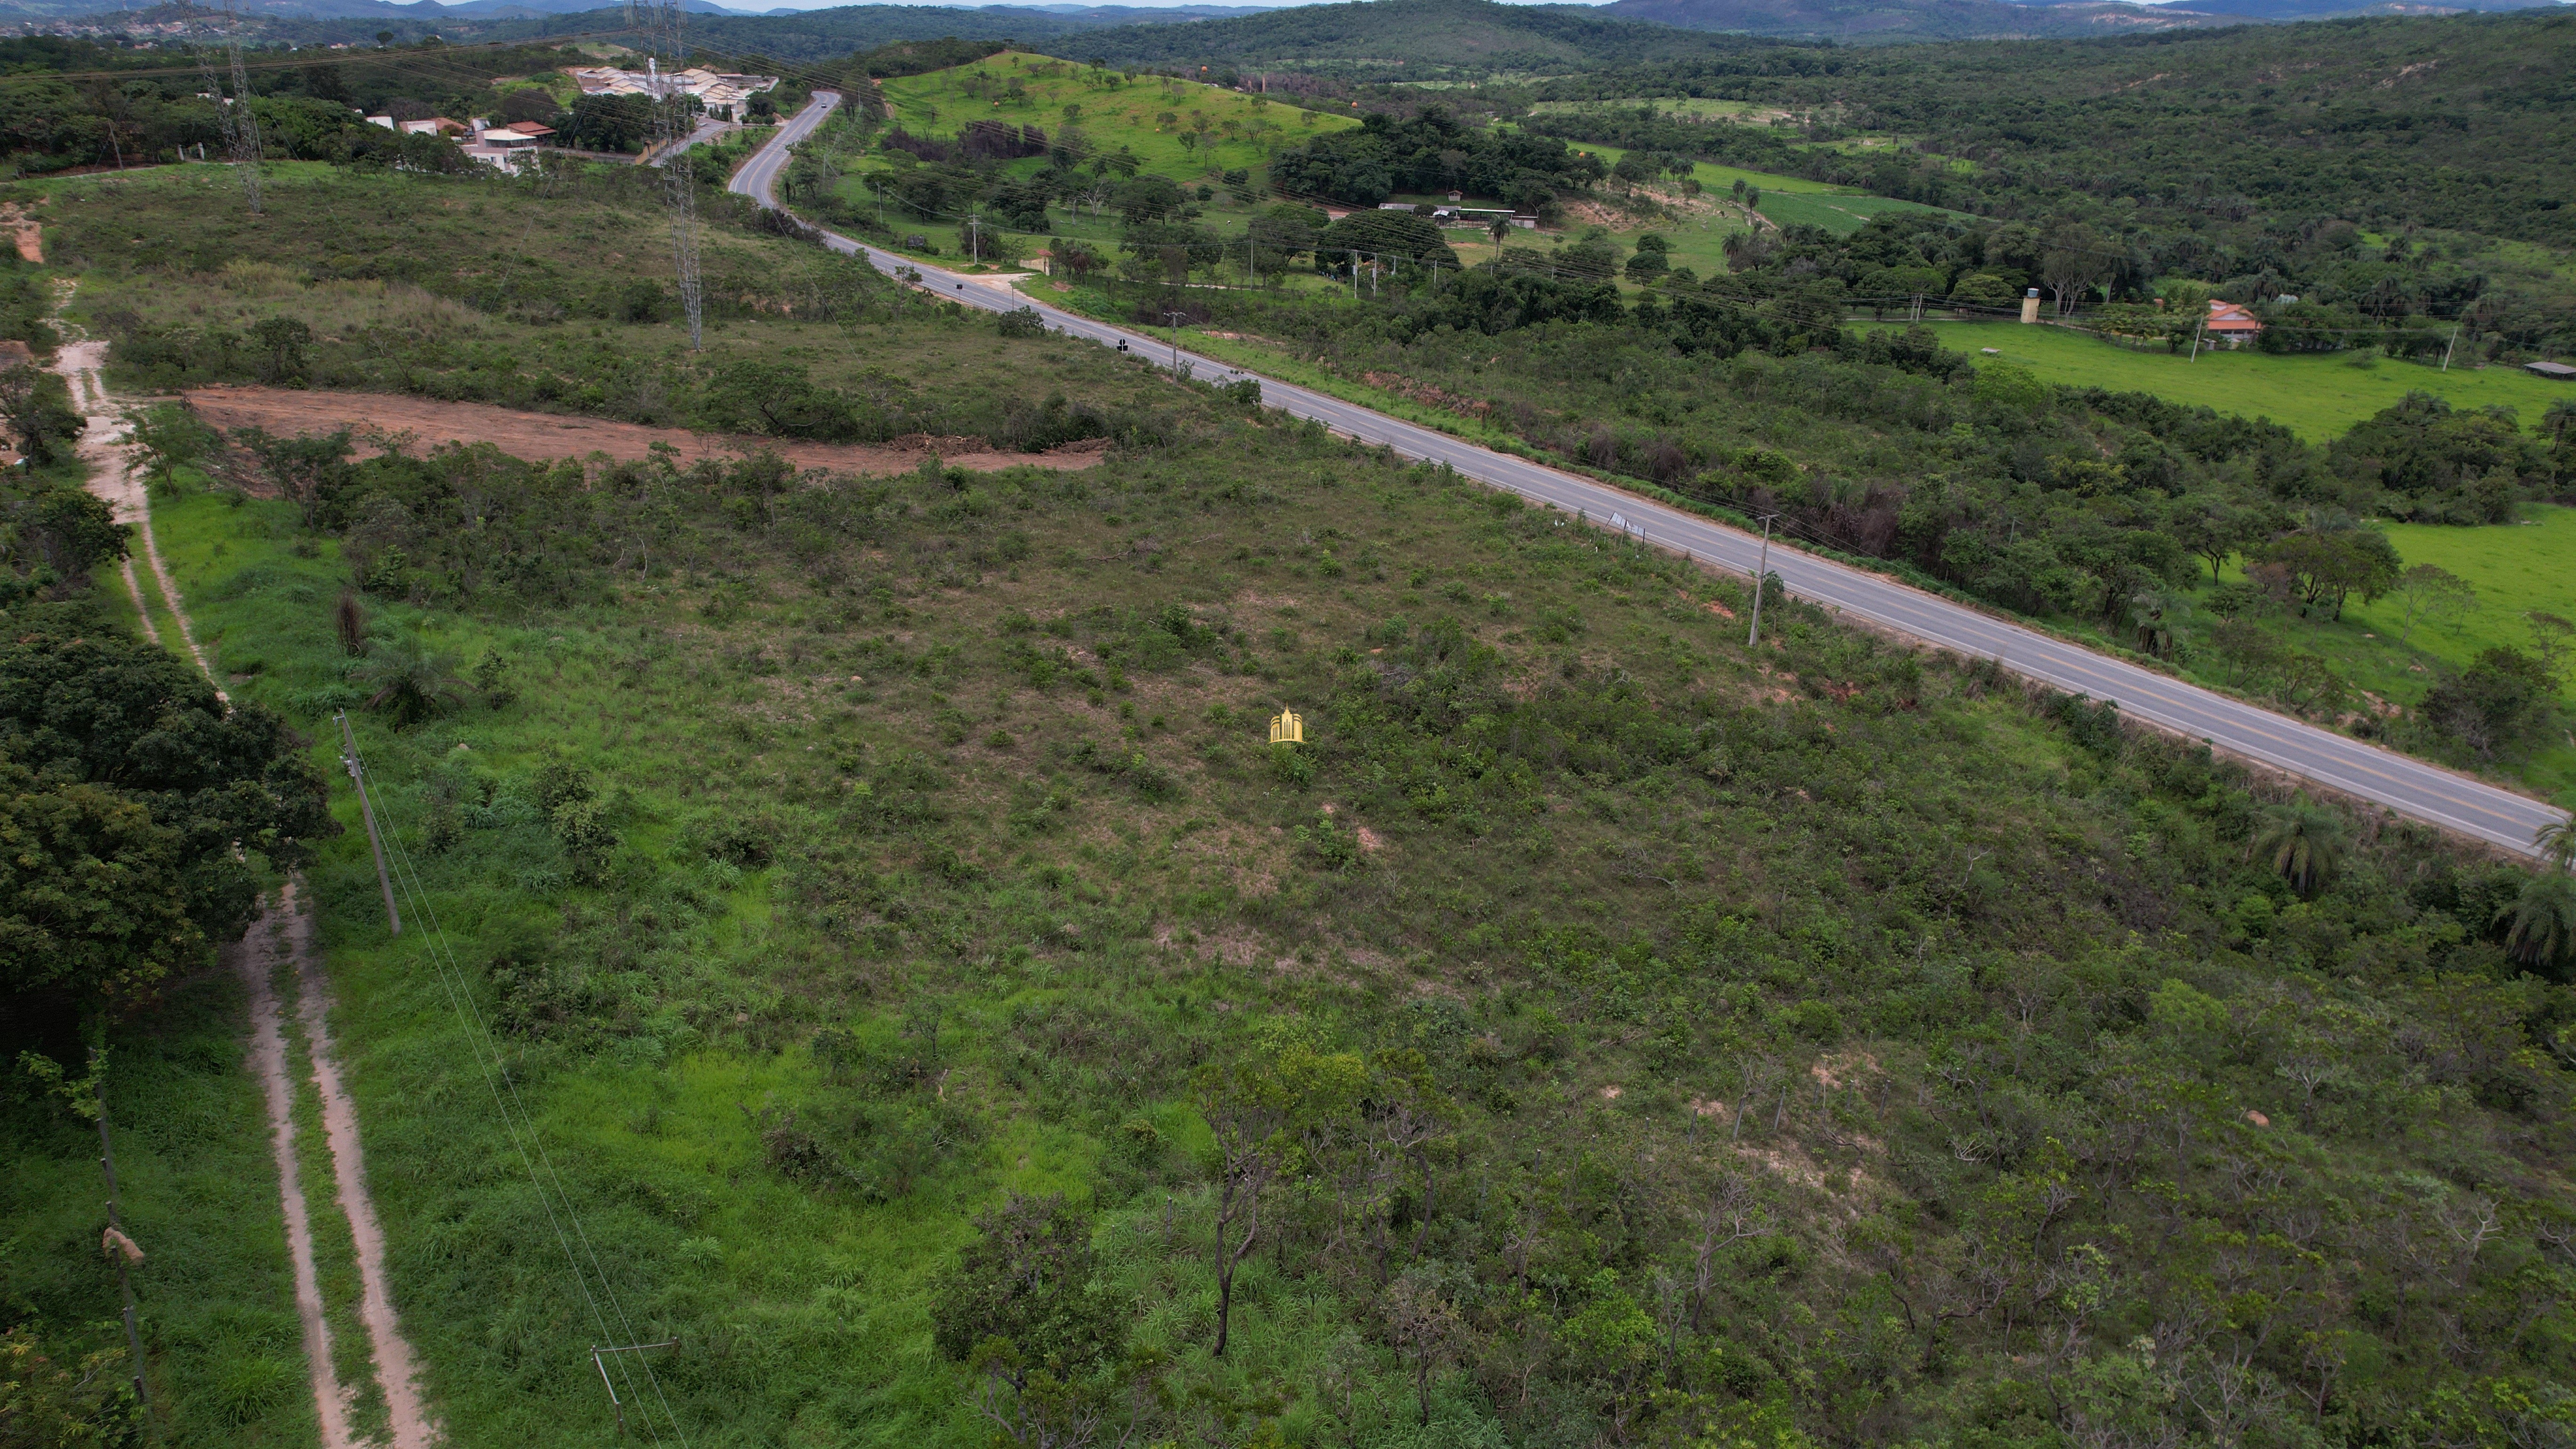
left=635, top=0, right=704, bottom=350
left=198, top=2, right=261, bottom=213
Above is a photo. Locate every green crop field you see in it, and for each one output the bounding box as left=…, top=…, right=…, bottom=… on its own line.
left=1931, top=318, right=2575, bottom=441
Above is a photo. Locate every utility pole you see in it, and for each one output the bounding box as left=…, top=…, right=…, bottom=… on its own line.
left=1163, top=308, right=1187, bottom=376
left=334, top=712, right=401, bottom=936
left=1746, top=514, right=1777, bottom=650
left=590, top=1340, right=678, bottom=1440
left=2186, top=316, right=2206, bottom=363
left=968, top=212, right=981, bottom=265
left=93, top=1055, right=153, bottom=1432
left=2440, top=321, right=2460, bottom=372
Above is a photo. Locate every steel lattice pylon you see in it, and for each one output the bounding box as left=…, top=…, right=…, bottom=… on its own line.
left=199, top=2, right=261, bottom=213
left=635, top=0, right=704, bottom=351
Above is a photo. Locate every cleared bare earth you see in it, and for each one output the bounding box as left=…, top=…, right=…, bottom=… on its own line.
left=184, top=386, right=1110, bottom=475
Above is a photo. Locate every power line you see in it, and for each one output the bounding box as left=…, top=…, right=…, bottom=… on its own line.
left=335, top=721, right=691, bottom=1445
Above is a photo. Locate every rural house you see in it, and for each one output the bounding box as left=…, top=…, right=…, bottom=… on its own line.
left=2205, top=299, right=2264, bottom=348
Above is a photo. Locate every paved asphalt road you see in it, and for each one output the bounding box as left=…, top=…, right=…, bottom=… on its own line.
left=650, top=117, right=732, bottom=167
left=733, top=93, right=2568, bottom=860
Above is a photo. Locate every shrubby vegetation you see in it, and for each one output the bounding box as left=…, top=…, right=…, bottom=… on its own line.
left=113, top=366, right=2576, bottom=1448
left=1055, top=237, right=2571, bottom=770
left=6, top=83, right=2575, bottom=1449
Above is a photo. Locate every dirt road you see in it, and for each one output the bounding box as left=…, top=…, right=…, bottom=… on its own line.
left=185, top=385, right=1107, bottom=475
left=238, top=908, right=355, bottom=1449
left=286, top=882, right=439, bottom=1449
left=58, top=303, right=442, bottom=1446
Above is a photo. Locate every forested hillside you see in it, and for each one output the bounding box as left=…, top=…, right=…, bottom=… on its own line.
left=1594, top=0, right=2561, bottom=42
left=1597, top=0, right=2223, bottom=44
left=1530, top=10, right=2576, bottom=251
left=1039, top=0, right=1795, bottom=78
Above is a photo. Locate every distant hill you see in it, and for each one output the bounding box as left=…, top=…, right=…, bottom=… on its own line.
left=1598, top=0, right=2208, bottom=41
left=1596, top=0, right=2561, bottom=42
left=24, top=0, right=1280, bottom=41
left=1026, top=0, right=1797, bottom=75
left=456, top=1, right=1281, bottom=59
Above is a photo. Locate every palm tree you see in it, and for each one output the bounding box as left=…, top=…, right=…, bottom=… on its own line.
left=2506, top=872, right=2576, bottom=974
left=2251, top=799, right=2348, bottom=898
left=2544, top=397, right=2576, bottom=446
left=2537, top=812, right=2576, bottom=874
left=352, top=636, right=465, bottom=728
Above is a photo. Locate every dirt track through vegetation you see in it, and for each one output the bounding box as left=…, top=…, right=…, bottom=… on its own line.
left=237, top=910, right=355, bottom=1449
left=288, top=881, right=439, bottom=1449
left=59, top=308, right=440, bottom=1447
left=185, top=385, right=1109, bottom=475
left=58, top=336, right=215, bottom=679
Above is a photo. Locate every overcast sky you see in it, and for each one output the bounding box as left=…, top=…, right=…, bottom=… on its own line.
left=723, top=0, right=1617, bottom=10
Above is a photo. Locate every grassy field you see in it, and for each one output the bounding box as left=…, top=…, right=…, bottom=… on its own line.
left=2377, top=504, right=2576, bottom=641
left=2154, top=510, right=2576, bottom=800
left=1540, top=133, right=1961, bottom=243
left=128, top=354, right=1840, bottom=1447
left=14, top=147, right=2576, bottom=1449
left=1525, top=97, right=1793, bottom=122
left=876, top=52, right=1355, bottom=193
left=135, top=363, right=2569, bottom=1448
left=0, top=966, right=321, bottom=1448
left=833, top=56, right=1359, bottom=271
left=838, top=59, right=1928, bottom=286
left=2342, top=506, right=2576, bottom=800
left=1932, top=317, right=2575, bottom=441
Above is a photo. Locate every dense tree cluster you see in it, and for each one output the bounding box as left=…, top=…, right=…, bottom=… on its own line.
left=1269, top=107, right=1603, bottom=212
left=0, top=606, right=330, bottom=1027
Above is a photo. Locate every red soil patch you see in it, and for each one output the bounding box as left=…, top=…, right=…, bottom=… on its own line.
left=184, top=386, right=1107, bottom=475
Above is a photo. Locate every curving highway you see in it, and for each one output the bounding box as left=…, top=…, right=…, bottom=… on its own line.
left=731, top=92, right=2568, bottom=860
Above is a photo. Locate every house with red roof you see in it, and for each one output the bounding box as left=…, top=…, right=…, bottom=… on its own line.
left=2205, top=299, right=2264, bottom=349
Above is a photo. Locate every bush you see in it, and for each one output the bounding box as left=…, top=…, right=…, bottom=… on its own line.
left=996, top=306, right=1047, bottom=339
left=2422, top=646, right=2559, bottom=759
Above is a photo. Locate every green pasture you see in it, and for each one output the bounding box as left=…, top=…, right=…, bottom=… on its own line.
left=1755, top=188, right=1951, bottom=234
left=1545, top=134, right=1953, bottom=240
left=1932, top=319, right=2574, bottom=442
left=1526, top=97, right=1794, bottom=122
left=874, top=51, right=1353, bottom=190
left=2160, top=507, right=2576, bottom=798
